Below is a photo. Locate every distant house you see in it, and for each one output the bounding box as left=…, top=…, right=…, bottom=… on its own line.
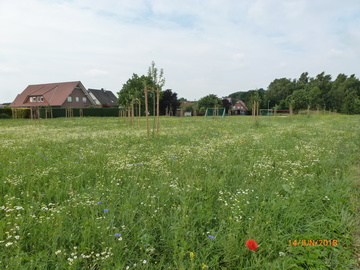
left=232, top=100, right=248, bottom=115
left=9, top=81, right=96, bottom=108
left=177, top=101, right=196, bottom=116
left=88, top=88, right=118, bottom=108
left=181, top=101, right=194, bottom=108
left=222, top=97, right=232, bottom=104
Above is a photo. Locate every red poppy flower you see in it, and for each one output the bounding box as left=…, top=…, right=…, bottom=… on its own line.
left=246, top=239, right=258, bottom=251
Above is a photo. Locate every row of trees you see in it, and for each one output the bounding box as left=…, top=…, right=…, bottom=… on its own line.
left=266, top=72, right=360, bottom=114
left=118, top=66, right=360, bottom=116
left=230, top=72, right=360, bottom=114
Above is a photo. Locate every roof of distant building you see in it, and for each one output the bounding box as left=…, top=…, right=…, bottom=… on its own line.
left=88, top=88, right=118, bottom=107
left=9, top=81, right=94, bottom=107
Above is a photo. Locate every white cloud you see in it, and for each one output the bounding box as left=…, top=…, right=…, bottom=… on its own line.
left=0, top=66, right=20, bottom=73
left=85, top=69, right=109, bottom=76
left=0, top=0, right=360, bottom=102
left=328, top=48, right=345, bottom=57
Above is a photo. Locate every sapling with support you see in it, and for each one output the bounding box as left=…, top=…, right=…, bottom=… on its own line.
left=144, top=61, right=165, bottom=136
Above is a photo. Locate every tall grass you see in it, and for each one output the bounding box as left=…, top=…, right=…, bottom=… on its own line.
left=0, top=115, right=359, bottom=269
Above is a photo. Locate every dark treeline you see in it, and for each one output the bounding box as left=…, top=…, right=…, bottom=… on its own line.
left=229, top=72, right=360, bottom=114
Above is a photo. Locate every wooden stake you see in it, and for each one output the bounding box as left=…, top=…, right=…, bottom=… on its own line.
left=138, top=100, right=141, bottom=123
left=131, top=102, right=135, bottom=124
left=145, top=87, right=149, bottom=136
left=253, top=101, right=255, bottom=117
left=156, top=89, right=160, bottom=134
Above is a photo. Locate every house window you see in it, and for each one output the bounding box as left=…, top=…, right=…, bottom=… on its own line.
left=82, top=97, right=87, bottom=103
left=67, top=96, right=72, bottom=102
left=76, top=97, right=79, bottom=102
left=30, top=97, right=37, bottom=102
left=37, top=96, right=43, bottom=102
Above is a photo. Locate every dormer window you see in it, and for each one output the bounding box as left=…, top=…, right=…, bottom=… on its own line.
left=29, top=96, right=43, bottom=102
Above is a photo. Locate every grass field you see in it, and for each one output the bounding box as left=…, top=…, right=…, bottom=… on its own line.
left=0, top=115, right=359, bottom=269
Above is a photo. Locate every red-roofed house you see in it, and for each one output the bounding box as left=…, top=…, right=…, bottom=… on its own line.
left=232, top=100, right=248, bottom=115
left=9, top=81, right=96, bottom=108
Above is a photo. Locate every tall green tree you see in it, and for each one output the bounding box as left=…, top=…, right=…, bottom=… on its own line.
left=331, top=74, right=360, bottom=114
left=265, top=78, right=295, bottom=109
left=117, top=73, right=155, bottom=115
left=297, top=72, right=310, bottom=86
left=197, top=94, right=222, bottom=112
left=310, top=72, right=332, bottom=109
left=308, top=86, right=322, bottom=110
left=287, top=89, right=309, bottom=112
left=160, top=89, right=180, bottom=115
left=222, top=99, right=232, bottom=112
left=327, top=73, right=347, bottom=111
left=342, top=88, right=360, bottom=114
left=117, top=73, right=146, bottom=107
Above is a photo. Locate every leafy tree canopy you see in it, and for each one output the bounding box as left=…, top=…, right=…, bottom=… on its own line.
left=117, top=62, right=181, bottom=116
left=117, top=73, right=151, bottom=108
left=197, top=94, right=222, bottom=112
left=228, top=72, right=360, bottom=114
left=159, top=89, right=181, bottom=115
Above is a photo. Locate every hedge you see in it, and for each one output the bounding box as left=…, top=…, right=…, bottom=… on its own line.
left=38, top=107, right=121, bottom=118
left=1, top=107, right=122, bottom=119
left=0, top=108, right=13, bottom=119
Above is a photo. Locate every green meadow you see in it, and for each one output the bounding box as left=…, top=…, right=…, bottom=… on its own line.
left=0, top=115, right=359, bottom=269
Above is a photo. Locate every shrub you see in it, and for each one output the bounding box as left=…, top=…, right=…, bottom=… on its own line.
left=0, top=108, right=12, bottom=119
left=0, top=113, right=11, bottom=119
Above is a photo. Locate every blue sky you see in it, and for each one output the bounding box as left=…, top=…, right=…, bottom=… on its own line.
left=1, top=0, right=360, bottom=103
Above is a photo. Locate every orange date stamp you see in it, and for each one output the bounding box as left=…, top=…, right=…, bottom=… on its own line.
left=288, top=240, right=338, bottom=247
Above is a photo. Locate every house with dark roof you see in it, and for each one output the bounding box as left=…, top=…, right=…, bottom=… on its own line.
left=9, top=81, right=96, bottom=108
left=88, top=88, right=118, bottom=107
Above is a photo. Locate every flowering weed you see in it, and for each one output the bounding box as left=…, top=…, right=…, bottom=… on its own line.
left=0, top=115, right=359, bottom=269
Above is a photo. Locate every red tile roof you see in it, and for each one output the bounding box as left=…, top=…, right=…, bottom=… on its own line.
left=232, top=100, right=248, bottom=111
left=9, top=81, right=92, bottom=107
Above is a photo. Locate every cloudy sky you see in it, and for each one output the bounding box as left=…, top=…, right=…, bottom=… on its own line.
left=1, top=0, right=359, bottom=103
